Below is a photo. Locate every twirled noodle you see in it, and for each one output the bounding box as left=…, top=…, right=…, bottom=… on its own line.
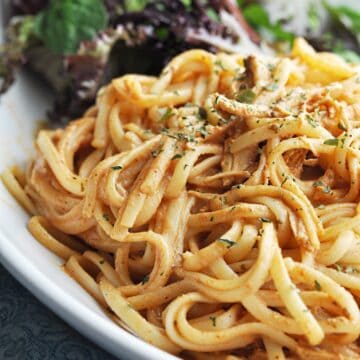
left=2, top=39, right=360, bottom=359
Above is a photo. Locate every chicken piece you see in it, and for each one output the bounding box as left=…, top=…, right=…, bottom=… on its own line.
left=283, top=149, right=307, bottom=178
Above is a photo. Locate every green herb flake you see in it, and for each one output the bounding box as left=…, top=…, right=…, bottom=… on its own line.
left=102, top=213, right=110, bottom=221
left=160, top=108, right=174, bottom=122
left=151, top=149, right=162, bottom=158
left=323, top=138, right=339, bottom=146
left=199, top=126, right=208, bottom=138
left=260, top=217, right=272, bottom=223
left=171, top=153, right=183, bottom=160
left=111, top=165, right=123, bottom=170
left=312, top=181, right=331, bottom=194
left=313, top=180, right=324, bottom=188
left=281, top=177, right=288, bottom=187
left=141, top=274, right=150, bottom=285
left=198, top=107, right=207, bottom=120
left=99, top=259, right=105, bottom=265
left=232, top=184, right=242, bottom=190
left=209, top=316, right=217, bottom=327
left=218, top=238, right=236, bottom=248
left=334, top=264, right=343, bottom=272
left=344, top=265, right=358, bottom=274
left=306, top=115, right=318, bottom=128
left=236, top=89, right=256, bottom=104
left=338, top=122, right=347, bottom=131
left=314, top=280, right=322, bottom=291
left=214, top=59, right=225, bottom=70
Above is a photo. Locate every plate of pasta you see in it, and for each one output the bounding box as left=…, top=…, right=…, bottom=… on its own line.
left=1, top=37, right=360, bottom=360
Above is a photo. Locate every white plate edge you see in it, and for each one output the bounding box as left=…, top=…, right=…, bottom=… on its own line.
left=0, top=227, right=179, bottom=360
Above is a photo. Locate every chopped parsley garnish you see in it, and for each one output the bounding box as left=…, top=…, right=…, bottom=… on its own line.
left=260, top=217, right=271, bottom=223
left=209, top=316, right=217, bottom=326
left=338, top=122, right=347, bottom=131
left=336, top=264, right=359, bottom=274
left=281, top=176, right=289, bottom=187
left=312, top=181, right=324, bottom=187
left=102, top=213, right=110, bottom=221
left=160, top=108, right=174, bottom=122
left=198, top=107, right=207, bottom=120
left=171, top=153, right=183, bottom=160
left=231, top=184, right=242, bottom=189
left=218, top=238, right=236, bottom=248
left=214, top=59, right=225, bottom=70
left=306, top=115, right=318, bottom=128
left=141, top=274, right=150, bottom=284
left=151, top=149, right=162, bottom=158
left=323, top=138, right=339, bottom=146
left=99, top=259, right=105, bottom=265
left=314, top=280, right=322, bottom=291
left=312, top=181, right=331, bottom=194
left=111, top=165, right=123, bottom=170
left=199, top=126, right=208, bottom=138
left=236, top=89, right=256, bottom=104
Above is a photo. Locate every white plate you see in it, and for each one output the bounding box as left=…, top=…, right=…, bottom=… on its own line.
left=1, top=2, right=358, bottom=358
left=0, top=55, right=176, bottom=360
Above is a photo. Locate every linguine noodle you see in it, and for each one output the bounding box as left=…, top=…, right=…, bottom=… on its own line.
left=2, top=38, right=360, bottom=359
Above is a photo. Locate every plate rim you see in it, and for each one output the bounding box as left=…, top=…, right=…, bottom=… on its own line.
left=0, top=224, right=178, bottom=360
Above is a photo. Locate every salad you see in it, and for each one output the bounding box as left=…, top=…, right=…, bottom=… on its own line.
left=1, top=0, right=359, bottom=122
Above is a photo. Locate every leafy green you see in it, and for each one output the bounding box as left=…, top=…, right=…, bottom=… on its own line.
left=17, top=16, right=37, bottom=45
left=155, top=27, right=169, bottom=40
left=308, top=3, right=321, bottom=32
left=236, top=0, right=244, bottom=7
left=124, top=0, right=149, bottom=12
left=334, top=48, right=360, bottom=64
left=33, top=0, right=108, bottom=54
left=181, top=0, right=192, bottom=8
left=243, top=4, right=294, bottom=44
left=206, top=9, right=219, bottom=22
left=326, top=4, right=360, bottom=44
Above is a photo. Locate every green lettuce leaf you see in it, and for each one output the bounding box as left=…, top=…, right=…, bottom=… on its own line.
left=33, top=0, right=108, bottom=54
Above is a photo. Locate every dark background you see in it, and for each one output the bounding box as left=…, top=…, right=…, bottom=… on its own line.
left=0, top=264, right=118, bottom=360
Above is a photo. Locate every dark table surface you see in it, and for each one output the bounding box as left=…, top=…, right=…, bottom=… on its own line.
left=0, top=264, right=118, bottom=360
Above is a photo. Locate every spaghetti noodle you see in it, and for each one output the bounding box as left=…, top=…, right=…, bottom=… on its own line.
left=3, top=38, right=360, bottom=359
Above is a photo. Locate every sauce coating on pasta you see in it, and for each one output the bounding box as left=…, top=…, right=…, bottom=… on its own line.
left=3, top=38, right=360, bottom=359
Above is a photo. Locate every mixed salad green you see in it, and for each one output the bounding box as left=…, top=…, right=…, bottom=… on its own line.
left=1, top=0, right=359, bottom=122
